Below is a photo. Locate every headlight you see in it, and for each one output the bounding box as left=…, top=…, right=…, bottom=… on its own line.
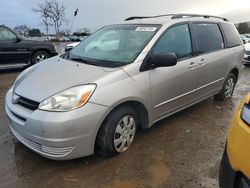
left=39, top=84, right=96, bottom=112
left=241, top=103, right=250, bottom=125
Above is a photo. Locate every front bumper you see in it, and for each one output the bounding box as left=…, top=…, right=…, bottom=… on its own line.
left=220, top=149, right=250, bottom=188
left=243, top=59, right=250, bottom=65
left=50, top=51, right=58, bottom=57
left=227, top=108, right=250, bottom=178
left=5, top=89, right=108, bottom=160
left=243, top=54, right=250, bottom=65
left=226, top=94, right=250, bottom=183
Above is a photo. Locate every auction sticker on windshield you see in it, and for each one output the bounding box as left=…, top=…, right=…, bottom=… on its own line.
left=135, top=27, right=157, bottom=32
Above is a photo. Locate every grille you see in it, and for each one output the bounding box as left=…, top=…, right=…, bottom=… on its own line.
left=246, top=51, right=250, bottom=55
left=11, top=127, right=74, bottom=157
left=17, top=96, right=39, bottom=111
left=11, top=111, right=26, bottom=122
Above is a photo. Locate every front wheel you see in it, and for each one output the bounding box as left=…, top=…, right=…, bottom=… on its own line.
left=214, top=73, right=236, bottom=101
left=31, top=51, right=50, bottom=64
left=95, top=106, right=138, bottom=157
left=219, top=149, right=237, bottom=188
left=234, top=175, right=250, bottom=188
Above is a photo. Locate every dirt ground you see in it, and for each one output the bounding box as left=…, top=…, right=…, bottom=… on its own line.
left=0, top=67, right=250, bottom=188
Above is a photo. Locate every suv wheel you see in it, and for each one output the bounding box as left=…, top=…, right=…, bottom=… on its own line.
left=96, top=106, right=138, bottom=157
left=214, top=73, right=236, bottom=101
left=32, top=51, right=50, bottom=64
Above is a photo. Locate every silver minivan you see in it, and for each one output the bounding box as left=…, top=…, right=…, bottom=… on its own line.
left=5, top=14, right=244, bottom=160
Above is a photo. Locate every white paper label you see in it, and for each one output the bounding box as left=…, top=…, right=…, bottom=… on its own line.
left=135, top=27, right=157, bottom=32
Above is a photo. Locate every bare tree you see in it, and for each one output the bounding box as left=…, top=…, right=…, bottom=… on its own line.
left=14, top=25, right=30, bottom=37
left=47, top=0, right=65, bottom=40
left=33, top=1, right=53, bottom=40
left=77, top=27, right=91, bottom=35
left=65, top=29, right=71, bottom=36
left=33, top=0, right=66, bottom=40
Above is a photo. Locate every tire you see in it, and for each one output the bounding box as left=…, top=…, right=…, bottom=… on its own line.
left=219, top=149, right=237, bottom=188
left=214, top=73, right=236, bottom=101
left=234, top=175, right=249, bottom=188
left=95, top=105, right=138, bottom=157
left=234, top=175, right=244, bottom=188
left=31, top=51, right=50, bottom=64
left=244, top=64, right=250, bottom=67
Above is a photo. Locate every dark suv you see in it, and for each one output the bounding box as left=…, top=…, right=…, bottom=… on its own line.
left=0, top=25, right=57, bottom=69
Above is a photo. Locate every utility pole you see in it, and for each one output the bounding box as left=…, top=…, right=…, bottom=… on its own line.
left=70, top=8, right=79, bottom=35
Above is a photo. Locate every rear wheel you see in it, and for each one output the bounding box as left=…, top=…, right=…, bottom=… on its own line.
left=31, top=51, right=50, bottom=64
left=214, top=73, right=236, bottom=101
left=95, top=106, right=138, bottom=157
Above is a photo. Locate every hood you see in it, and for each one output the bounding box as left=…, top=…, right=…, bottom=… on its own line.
left=66, top=42, right=80, bottom=48
left=14, top=57, right=123, bottom=102
left=244, top=43, right=250, bottom=51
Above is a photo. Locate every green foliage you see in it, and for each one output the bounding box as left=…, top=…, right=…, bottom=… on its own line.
left=237, top=22, right=250, bottom=34
left=28, top=28, right=42, bottom=37
left=73, top=32, right=90, bottom=37
left=73, top=27, right=91, bottom=36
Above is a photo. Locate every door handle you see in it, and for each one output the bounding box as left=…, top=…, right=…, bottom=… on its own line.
left=198, top=58, right=206, bottom=65
left=188, top=62, right=198, bottom=69
left=198, top=62, right=206, bottom=65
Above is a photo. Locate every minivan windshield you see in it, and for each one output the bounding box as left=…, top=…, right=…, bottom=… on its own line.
left=67, top=24, right=160, bottom=67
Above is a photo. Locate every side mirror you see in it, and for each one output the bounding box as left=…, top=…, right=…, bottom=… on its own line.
left=153, top=53, right=177, bottom=68
left=15, top=36, right=22, bottom=43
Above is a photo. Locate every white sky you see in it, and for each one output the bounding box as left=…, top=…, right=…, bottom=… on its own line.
left=0, top=0, right=250, bottom=33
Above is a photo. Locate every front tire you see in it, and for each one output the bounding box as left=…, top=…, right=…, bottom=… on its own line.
left=95, top=106, right=138, bottom=157
left=31, top=51, right=50, bottom=64
left=234, top=175, right=249, bottom=188
left=219, top=149, right=237, bottom=188
left=214, top=73, right=236, bottom=101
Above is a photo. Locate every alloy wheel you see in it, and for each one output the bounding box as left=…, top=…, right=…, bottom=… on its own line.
left=224, top=77, right=235, bottom=99
left=35, top=53, right=48, bottom=63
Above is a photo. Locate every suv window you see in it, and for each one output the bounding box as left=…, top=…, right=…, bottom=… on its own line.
left=221, top=23, right=242, bottom=48
left=193, top=23, right=224, bottom=54
left=154, top=24, right=192, bottom=60
left=69, top=24, right=160, bottom=67
left=0, top=27, right=16, bottom=41
left=101, top=32, right=120, bottom=42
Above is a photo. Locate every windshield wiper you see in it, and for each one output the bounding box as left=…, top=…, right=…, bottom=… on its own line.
left=70, top=57, right=101, bottom=67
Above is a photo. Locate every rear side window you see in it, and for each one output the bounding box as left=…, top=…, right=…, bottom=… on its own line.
left=220, top=23, right=242, bottom=48
left=193, top=23, right=224, bottom=54
left=154, top=24, right=192, bottom=60
left=0, top=27, right=16, bottom=41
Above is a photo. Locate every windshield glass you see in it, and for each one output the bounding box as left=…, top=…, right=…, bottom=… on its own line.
left=68, top=24, right=160, bottom=67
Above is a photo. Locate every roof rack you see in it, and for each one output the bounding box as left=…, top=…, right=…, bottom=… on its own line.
left=125, top=14, right=174, bottom=21
left=171, top=14, right=228, bottom=21
left=125, top=13, right=228, bottom=22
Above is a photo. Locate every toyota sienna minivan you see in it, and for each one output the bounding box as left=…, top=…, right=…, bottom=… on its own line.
left=5, top=14, right=244, bottom=160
